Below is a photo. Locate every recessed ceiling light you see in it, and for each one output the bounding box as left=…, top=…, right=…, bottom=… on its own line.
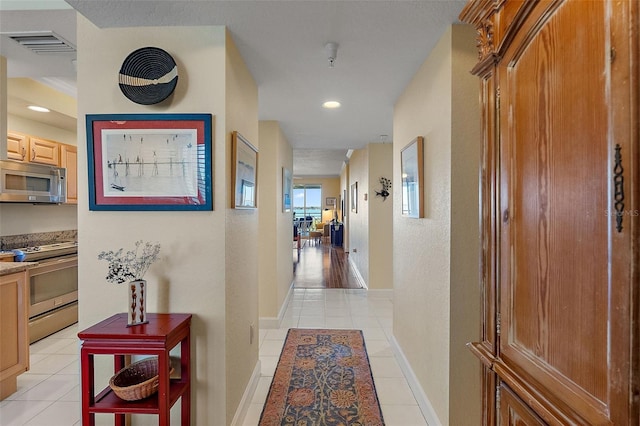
left=27, top=105, right=50, bottom=113
left=322, top=101, right=341, bottom=109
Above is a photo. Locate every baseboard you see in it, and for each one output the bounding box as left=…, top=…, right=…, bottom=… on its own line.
left=259, top=281, right=294, bottom=329
left=347, top=256, right=367, bottom=289
left=389, top=335, right=443, bottom=426
left=231, top=359, right=262, bottom=426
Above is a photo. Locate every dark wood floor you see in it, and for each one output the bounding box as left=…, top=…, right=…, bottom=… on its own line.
left=293, top=238, right=363, bottom=289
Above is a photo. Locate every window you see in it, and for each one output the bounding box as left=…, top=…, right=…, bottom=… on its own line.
left=293, top=184, right=322, bottom=229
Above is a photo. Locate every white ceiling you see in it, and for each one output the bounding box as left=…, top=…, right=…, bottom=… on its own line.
left=1, top=0, right=467, bottom=177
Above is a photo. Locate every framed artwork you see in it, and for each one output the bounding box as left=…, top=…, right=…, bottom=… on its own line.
left=86, top=113, right=213, bottom=211
left=401, top=136, right=424, bottom=218
left=351, top=182, right=358, bottom=213
left=232, top=131, right=258, bottom=209
left=326, top=197, right=337, bottom=208
left=282, top=167, right=292, bottom=212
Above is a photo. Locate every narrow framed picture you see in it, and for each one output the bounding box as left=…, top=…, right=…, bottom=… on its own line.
left=86, top=113, right=213, bottom=211
left=282, top=167, right=292, bottom=212
left=351, top=182, right=358, bottom=213
left=401, top=136, right=424, bottom=218
left=232, top=131, right=258, bottom=209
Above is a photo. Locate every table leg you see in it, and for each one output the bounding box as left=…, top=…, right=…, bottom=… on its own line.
left=80, top=349, right=95, bottom=426
left=181, top=334, right=191, bottom=425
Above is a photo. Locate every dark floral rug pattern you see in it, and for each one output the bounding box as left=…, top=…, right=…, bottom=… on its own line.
left=259, top=328, right=385, bottom=426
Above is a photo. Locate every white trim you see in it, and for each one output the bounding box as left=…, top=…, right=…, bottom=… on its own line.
left=389, top=335, right=443, bottom=426
left=259, top=281, right=294, bottom=329
left=348, top=256, right=367, bottom=289
left=231, top=360, right=262, bottom=426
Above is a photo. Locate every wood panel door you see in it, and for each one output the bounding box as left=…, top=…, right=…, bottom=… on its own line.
left=496, top=0, right=637, bottom=424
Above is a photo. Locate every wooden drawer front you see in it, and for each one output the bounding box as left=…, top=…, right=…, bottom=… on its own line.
left=7, top=132, right=28, bottom=161
left=29, top=137, right=59, bottom=165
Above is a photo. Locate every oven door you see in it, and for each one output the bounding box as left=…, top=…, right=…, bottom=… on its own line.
left=29, top=255, right=78, bottom=318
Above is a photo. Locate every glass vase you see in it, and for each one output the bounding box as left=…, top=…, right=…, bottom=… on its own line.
left=127, top=279, right=148, bottom=326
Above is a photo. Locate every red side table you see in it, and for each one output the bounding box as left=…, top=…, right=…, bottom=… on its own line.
left=78, top=313, right=192, bottom=426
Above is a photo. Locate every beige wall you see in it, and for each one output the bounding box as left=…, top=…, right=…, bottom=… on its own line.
left=258, top=121, right=293, bottom=321
left=224, top=31, right=260, bottom=422
left=368, top=143, right=393, bottom=289
left=393, top=25, right=480, bottom=425
left=343, top=144, right=393, bottom=289
left=76, top=17, right=246, bottom=425
left=347, top=148, right=368, bottom=283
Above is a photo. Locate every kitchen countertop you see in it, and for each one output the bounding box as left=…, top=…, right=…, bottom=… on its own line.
left=0, top=261, right=39, bottom=276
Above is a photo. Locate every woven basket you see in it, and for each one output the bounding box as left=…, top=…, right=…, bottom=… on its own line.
left=109, top=357, right=173, bottom=401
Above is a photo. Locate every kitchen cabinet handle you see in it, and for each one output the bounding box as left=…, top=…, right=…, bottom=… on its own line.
left=31, top=148, right=36, bottom=161
left=21, top=146, right=26, bottom=159
left=614, top=144, right=624, bottom=232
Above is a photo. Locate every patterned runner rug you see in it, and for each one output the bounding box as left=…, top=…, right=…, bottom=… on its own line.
left=259, top=328, right=385, bottom=426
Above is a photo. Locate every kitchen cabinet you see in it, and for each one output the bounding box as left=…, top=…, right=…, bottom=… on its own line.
left=28, top=136, right=59, bottom=166
left=60, top=144, right=77, bottom=204
left=0, top=270, right=29, bottom=400
left=7, top=131, right=28, bottom=161
left=6, top=131, right=78, bottom=205
left=460, top=0, right=638, bottom=424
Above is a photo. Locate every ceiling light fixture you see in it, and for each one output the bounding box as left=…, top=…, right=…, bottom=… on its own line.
left=322, top=101, right=341, bottom=109
left=325, top=42, right=339, bottom=68
left=27, top=105, right=50, bottom=113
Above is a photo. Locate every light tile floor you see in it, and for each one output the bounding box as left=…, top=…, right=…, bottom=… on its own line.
left=242, top=288, right=427, bottom=426
left=0, top=288, right=427, bottom=426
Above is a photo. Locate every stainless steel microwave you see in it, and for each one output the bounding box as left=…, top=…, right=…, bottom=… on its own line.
left=0, top=159, right=66, bottom=203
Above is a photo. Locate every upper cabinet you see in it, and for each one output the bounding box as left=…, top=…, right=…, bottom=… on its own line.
left=60, top=144, right=77, bottom=205
left=7, top=132, right=28, bottom=162
left=461, top=0, right=638, bottom=424
left=6, top=131, right=77, bottom=205
left=28, top=137, right=60, bottom=166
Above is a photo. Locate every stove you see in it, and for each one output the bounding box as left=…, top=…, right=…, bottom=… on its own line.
left=18, top=241, right=78, bottom=261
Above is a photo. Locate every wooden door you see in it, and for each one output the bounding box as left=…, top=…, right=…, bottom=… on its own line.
left=496, top=0, right=636, bottom=424
left=60, top=144, right=77, bottom=204
left=7, top=131, right=28, bottom=162
left=499, top=384, right=545, bottom=426
left=29, top=137, right=59, bottom=165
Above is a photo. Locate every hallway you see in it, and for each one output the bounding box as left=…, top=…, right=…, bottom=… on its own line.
left=0, top=246, right=427, bottom=425
left=293, top=240, right=363, bottom=289
left=243, top=288, right=427, bottom=425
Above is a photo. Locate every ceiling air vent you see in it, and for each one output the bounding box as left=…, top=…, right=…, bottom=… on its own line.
left=5, top=31, right=76, bottom=54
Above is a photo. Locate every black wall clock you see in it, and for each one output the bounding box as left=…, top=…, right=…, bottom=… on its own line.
left=118, top=47, right=178, bottom=105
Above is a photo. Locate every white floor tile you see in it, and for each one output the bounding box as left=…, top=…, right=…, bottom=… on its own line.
left=259, top=340, right=285, bottom=357
left=0, top=400, right=53, bottom=425
left=259, top=356, right=279, bottom=377
left=374, top=377, right=417, bottom=405
left=365, top=339, right=394, bottom=357
left=27, top=354, right=77, bottom=375
left=250, top=377, right=273, bottom=404
left=381, top=404, right=428, bottom=426
left=9, top=374, right=51, bottom=400
left=369, top=357, right=405, bottom=378
left=24, top=401, right=80, bottom=426
left=15, top=374, right=78, bottom=402
left=242, top=403, right=265, bottom=426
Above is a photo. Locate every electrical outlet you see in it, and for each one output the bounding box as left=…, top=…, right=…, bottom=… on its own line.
left=352, top=248, right=357, bottom=253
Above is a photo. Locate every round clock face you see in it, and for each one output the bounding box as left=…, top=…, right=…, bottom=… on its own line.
left=118, top=47, right=178, bottom=105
